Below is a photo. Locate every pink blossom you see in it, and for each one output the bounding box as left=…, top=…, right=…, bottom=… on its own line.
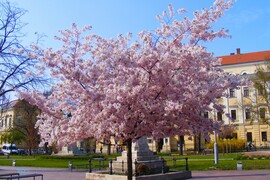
left=20, top=0, right=239, bottom=147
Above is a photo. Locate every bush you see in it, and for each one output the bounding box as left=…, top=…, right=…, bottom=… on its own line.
left=137, top=163, right=150, bottom=176
left=157, top=152, right=172, bottom=156
left=205, top=138, right=245, bottom=153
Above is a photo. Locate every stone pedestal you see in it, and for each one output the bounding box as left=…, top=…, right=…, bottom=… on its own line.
left=55, top=143, right=87, bottom=156
left=112, top=137, right=165, bottom=174
left=55, top=145, right=73, bottom=156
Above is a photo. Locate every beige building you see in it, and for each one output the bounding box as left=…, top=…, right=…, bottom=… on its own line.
left=217, top=48, right=270, bottom=147
left=141, top=49, right=270, bottom=153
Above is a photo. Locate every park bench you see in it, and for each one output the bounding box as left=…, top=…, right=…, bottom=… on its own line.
left=0, top=173, right=43, bottom=180
left=0, top=173, right=20, bottom=178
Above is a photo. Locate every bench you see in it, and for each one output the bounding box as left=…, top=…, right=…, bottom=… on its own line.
left=0, top=173, right=20, bottom=177
left=0, top=173, right=43, bottom=180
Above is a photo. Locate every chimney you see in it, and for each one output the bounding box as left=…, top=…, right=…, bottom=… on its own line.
left=236, top=48, right=241, bottom=54
left=230, top=53, right=235, bottom=55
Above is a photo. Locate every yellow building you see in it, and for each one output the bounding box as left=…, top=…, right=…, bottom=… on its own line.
left=217, top=48, right=270, bottom=147
left=145, top=49, right=270, bottom=153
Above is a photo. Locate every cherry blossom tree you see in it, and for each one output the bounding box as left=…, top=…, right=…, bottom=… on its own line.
left=21, top=0, right=239, bottom=178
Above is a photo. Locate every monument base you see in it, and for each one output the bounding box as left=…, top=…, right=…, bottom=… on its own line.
left=111, top=137, right=166, bottom=174
left=86, top=171, right=192, bottom=180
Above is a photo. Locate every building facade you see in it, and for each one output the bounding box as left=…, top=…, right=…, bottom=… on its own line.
left=218, top=48, right=270, bottom=147
left=139, top=49, right=270, bottom=153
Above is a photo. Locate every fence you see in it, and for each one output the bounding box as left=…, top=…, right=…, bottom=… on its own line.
left=69, top=157, right=189, bottom=177
left=68, top=158, right=107, bottom=172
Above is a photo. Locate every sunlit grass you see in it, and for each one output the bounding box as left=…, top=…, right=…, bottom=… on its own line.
left=0, top=153, right=270, bottom=171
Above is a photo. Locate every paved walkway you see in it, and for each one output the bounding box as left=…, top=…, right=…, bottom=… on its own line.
left=192, top=170, right=270, bottom=180
left=0, top=166, right=86, bottom=180
left=1, top=166, right=270, bottom=179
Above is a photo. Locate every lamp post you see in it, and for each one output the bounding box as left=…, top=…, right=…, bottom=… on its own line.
left=214, top=130, right=219, bottom=164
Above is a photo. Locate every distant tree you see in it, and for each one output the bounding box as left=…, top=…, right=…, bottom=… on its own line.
left=1, top=128, right=23, bottom=147
left=219, top=124, right=236, bottom=139
left=0, top=1, right=48, bottom=104
left=249, top=59, right=270, bottom=124
left=1, top=100, right=40, bottom=155
left=13, top=100, right=40, bottom=155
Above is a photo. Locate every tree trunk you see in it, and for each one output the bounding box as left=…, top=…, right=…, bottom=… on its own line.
left=29, top=147, right=32, bottom=155
left=226, top=139, right=228, bottom=154
left=126, top=138, right=132, bottom=180
left=107, top=143, right=111, bottom=155
left=198, top=134, right=202, bottom=153
left=179, top=135, right=184, bottom=155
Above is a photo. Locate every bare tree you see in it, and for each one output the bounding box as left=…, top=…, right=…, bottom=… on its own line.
left=0, top=1, right=48, bottom=103
left=232, top=59, right=270, bottom=126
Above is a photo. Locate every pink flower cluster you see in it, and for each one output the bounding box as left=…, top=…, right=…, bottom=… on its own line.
left=20, top=0, right=240, bottom=147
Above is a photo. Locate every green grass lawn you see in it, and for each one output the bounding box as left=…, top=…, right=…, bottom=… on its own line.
left=0, top=153, right=270, bottom=171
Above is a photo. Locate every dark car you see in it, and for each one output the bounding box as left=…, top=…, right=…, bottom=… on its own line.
left=17, top=149, right=27, bottom=155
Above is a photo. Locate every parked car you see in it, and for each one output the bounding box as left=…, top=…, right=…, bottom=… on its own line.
left=17, top=149, right=27, bottom=155
left=2, top=144, right=18, bottom=155
left=32, top=148, right=51, bottom=155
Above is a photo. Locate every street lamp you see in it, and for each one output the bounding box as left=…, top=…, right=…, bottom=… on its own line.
left=214, top=130, right=219, bottom=164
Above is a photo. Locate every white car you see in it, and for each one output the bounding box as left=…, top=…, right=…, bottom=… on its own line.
left=2, top=144, right=18, bottom=155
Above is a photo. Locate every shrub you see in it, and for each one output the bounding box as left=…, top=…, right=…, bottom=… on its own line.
left=137, top=163, right=150, bottom=176
left=205, top=138, right=245, bottom=153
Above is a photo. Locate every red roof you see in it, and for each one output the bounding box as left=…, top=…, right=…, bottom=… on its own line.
left=219, top=50, right=270, bottom=65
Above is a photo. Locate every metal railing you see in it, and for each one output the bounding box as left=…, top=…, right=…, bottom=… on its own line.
left=68, top=158, right=107, bottom=172
left=72, top=157, right=189, bottom=177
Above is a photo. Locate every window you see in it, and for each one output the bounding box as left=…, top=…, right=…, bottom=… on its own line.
left=241, top=71, right=248, bottom=75
left=164, top=138, right=168, bottom=144
left=147, top=138, right=153, bottom=144
left=4, top=117, right=7, bottom=127
left=217, top=111, right=223, bottom=121
left=243, top=87, right=249, bottom=97
left=262, top=132, right=267, bottom=141
left=247, top=132, right=252, bottom=142
left=229, top=89, right=235, bottom=98
left=0, top=118, right=3, bottom=128
left=9, top=115, right=12, bottom=128
left=258, top=88, right=264, bottom=96
left=203, top=112, right=209, bottom=119
left=260, top=108, right=266, bottom=119
left=245, top=108, right=251, bottom=120
left=231, top=110, right=237, bottom=120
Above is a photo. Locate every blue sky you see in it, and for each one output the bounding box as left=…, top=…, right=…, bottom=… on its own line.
left=7, top=0, right=270, bottom=56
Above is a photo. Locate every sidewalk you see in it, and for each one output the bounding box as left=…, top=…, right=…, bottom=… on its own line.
left=1, top=166, right=270, bottom=180
left=192, top=170, right=270, bottom=180
left=0, top=166, right=86, bottom=180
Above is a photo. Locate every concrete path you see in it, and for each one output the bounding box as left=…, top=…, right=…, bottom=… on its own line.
left=0, top=166, right=86, bottom=180
left=192, top=170, right=270, bottom=180
left=1, top=166, right=270, bottom=180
